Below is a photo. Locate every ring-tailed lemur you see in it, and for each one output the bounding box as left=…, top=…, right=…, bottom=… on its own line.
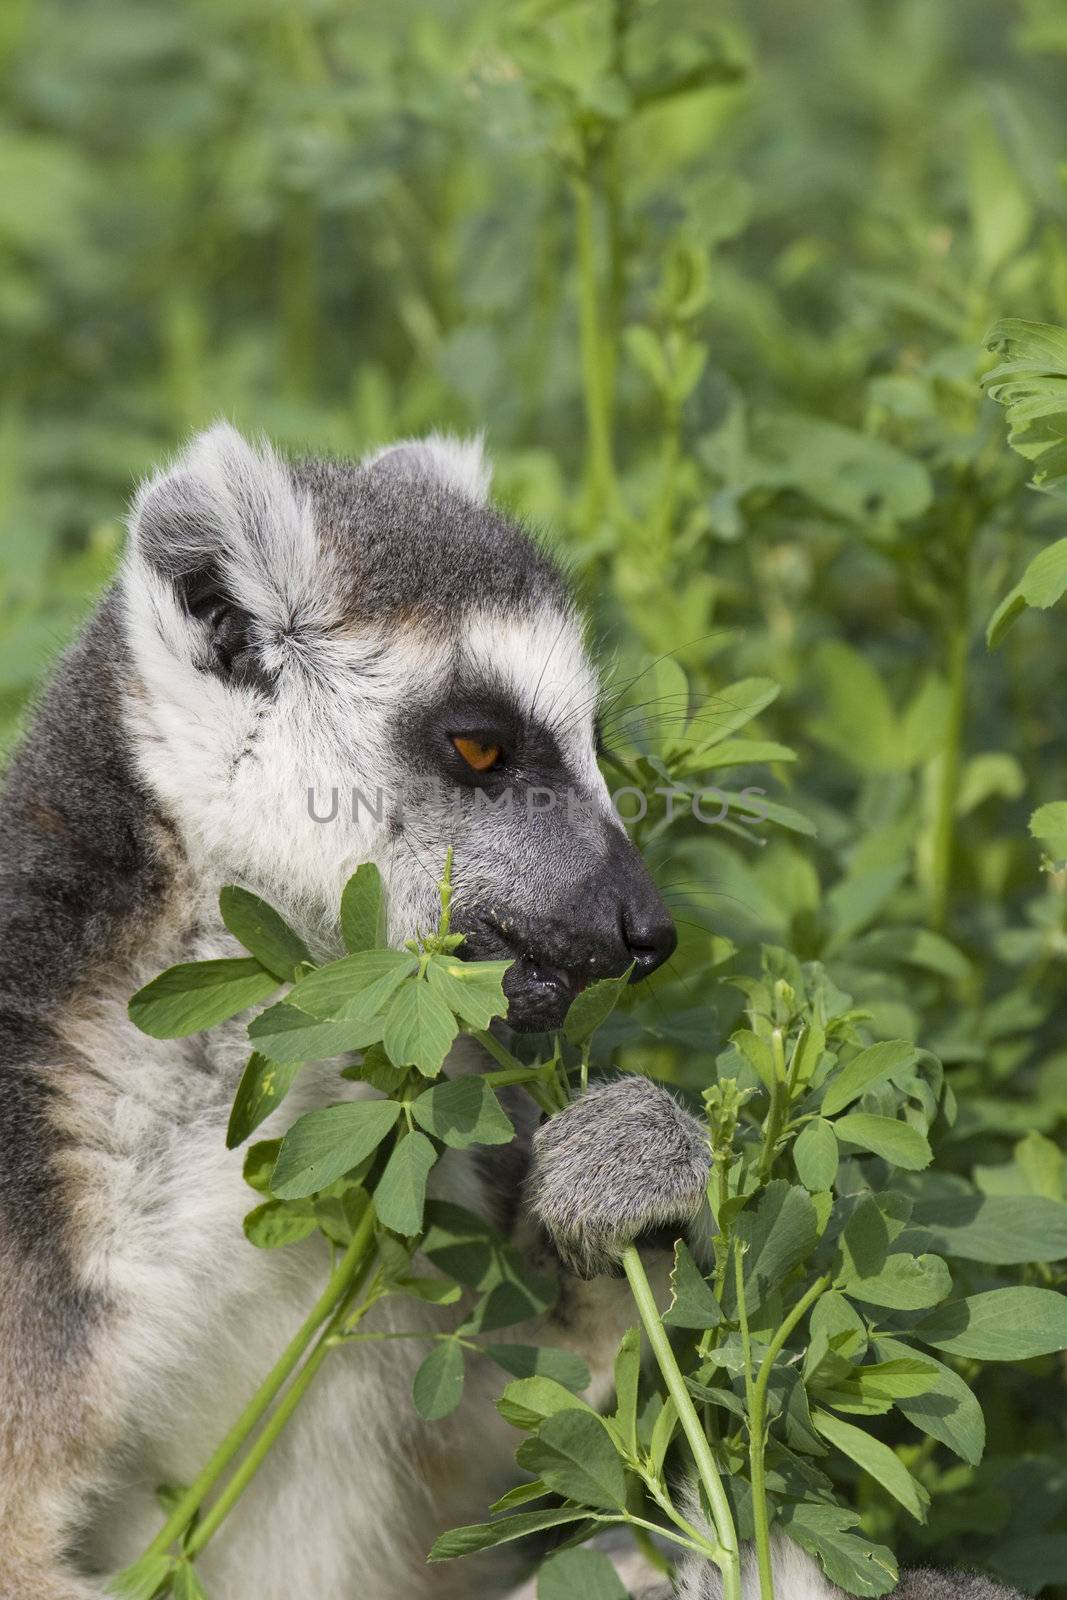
left=0, top=426, right=1018, bottom=1600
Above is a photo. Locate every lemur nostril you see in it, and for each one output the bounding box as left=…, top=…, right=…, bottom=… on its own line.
left=621, top=907, right=677, bottom=977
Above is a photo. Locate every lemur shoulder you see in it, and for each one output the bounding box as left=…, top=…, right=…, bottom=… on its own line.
left=0, top=427, right=1019, bottom=1600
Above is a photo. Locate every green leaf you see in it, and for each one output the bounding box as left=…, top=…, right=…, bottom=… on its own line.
left=779, top=1502, right=898, bottom=1597
left=810, top=1290, right=868, bottom=1361
left=411, top=1075, right=515, bottom=1149
left=967, top=109, right=1033, bottom=280
left=490, top=1480, right=550, bottom=1514
left=1031, top=801, right=1067, bottom=863
left=914, top=1288, right=1067, bottom=1359
left=821, top=1041, right=918, bottom=1117
left=563, top=968, right=632, bottom=1045
left=516, top=1409, right=628, bottom=1511
left=226, top=1053, right=300, bottom=1149
left=832, top=1113, right=931, bottom=1171
left=497, top=1376, right=596, bottom=1431
left=248, top=1003, right=384, bottom=1065
left=724, top=790, right=816, bottom=837
left=813, top=1409, right=929, bottom=1521
left=314, top=1187, right=371, bottom=1248
left=841, top=1253, right=951, bottom=1311
left=383, top=980, right=459, bottom=1075
left=218, top=886, right=311, bottom=981
left=732, top=1182, right=819, bottom=1315
left=731, top=1029, right=776, bottom=1091
left=391, top=1276, right=462, bottom=1307
left=826, top=1357, right=939, bottom=1411
left=271, top=1099, right=401, bottom=1198
left=242, top=1198, right=318, bottom=1249
left=794, top=1118, right=839, bottom=1192
left=872, top=1337, right=985, bottom=1466
left=412, top=1339, right=465, bottom=1420
left=957, top=752, right=1026, bottom=816
left=485, top=1344, right=591, bottom=1392
left=984, top=319, right=1067, bottom=489
left=682, top=737, right=796, bottom=771
left=687, top=677, right=781, bottom=754
left=462, top=1274, right=557, bottom=1335
left=425, top=955, right=511, bottom=1028
left=988, top=540, right=1067, bottom=646
left=340, top=862, right=387, bottom=953
left=129, top=958, right=279, bottom=1039
left=375, top=1131, right=437, bottom=1234
left=538, top=1548, right=630, bottom=1600
left=663, top=1240, right=722, bottom=1329
left=243, top=1139, right=281, bottom=1195
left=288, top=950, right=417, bottom=1020
left=428, top=1508, right=589, bottom=1561
left=810, top=640, right=902, bottom=773
left=906, top=1193, right=1067, bottom=1264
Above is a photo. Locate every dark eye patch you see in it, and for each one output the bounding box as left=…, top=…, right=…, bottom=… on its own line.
left=396, top=670, right=569, bottom=788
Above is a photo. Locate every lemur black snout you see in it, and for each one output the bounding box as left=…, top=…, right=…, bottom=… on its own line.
left=581, top=826, right=676, bottom=982
left=621, top=899, right=677, bottom=978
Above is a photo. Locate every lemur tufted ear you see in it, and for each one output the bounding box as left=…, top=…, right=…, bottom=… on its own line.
left=362, top=431, right=492, bottom=504
left=127, top=422, right=317, bottom=693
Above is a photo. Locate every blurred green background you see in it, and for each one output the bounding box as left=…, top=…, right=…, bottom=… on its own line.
left=2, top=0, right=1066, bottom=751
left=6, top=0, right=1067, bottom=1586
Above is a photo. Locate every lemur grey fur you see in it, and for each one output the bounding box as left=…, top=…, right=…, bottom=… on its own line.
left=0, top=427, right=1019, bottom=1600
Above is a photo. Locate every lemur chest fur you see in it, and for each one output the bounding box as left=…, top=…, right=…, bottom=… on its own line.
left=63, top=925, right=508, bottom=1592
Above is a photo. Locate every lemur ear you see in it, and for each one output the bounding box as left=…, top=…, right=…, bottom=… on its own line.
left=362, top=431, right=492, bottom=504
left=128, top=422, right=316, bottom=694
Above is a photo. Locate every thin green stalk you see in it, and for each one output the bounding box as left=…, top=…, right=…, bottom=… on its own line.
left=622, top=1244, right=741, bottom=1600
left=132, top=1204, right=377, bottom=1565
left=572, top=160, right=619, bottom=520
left=929, top=617, right=968, bottom=932
left=472, top=1029, right=566, bottom=1113
left=757, top=1028, right=788, bottom=1180
left=928, top=496, right=975, bottom=932
left=184, top=1229, right=378, bottom=1558
left=745, top=1271, right=831, bottom=1600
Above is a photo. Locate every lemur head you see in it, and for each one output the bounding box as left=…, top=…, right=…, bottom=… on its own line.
left=122, top=423, right=675, bottom=1029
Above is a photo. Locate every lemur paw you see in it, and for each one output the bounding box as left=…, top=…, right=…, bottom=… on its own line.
left=529, top=1076, right=710, bottom=1278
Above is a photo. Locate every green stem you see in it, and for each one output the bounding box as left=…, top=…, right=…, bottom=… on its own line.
left=757, top=1029, right=788, bottom=1180
left=928, top=497, right=975, bottom=932
left=622, top=1245, right=741, bottom=1600
left=929, top=617, right=968, bottom=932
left=572, top=158, right=619, bottom=520
left=747, top=1272, right=831, bottom=1600
left=133, top=1205, right=377, bottom=1565
left=184, top=1225, right=378, bottom=1558
left=472, top=1030, right=566, bottom=1113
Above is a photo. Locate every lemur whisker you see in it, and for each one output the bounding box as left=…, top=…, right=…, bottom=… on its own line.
left=527, top=609, right=575, bottom=726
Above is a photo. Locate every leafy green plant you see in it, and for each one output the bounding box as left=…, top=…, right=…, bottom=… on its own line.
left=7, top=0, right=1067, bottom=1592
left=112, top=853, right=575, bottom=1598
left=431, top=947, right=1067, bottom=1600
left=114, top=867, right=1067, bottom=1600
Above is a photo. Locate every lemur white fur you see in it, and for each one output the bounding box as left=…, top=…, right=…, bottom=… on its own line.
left=0, top=427, right=1016, bottom=1600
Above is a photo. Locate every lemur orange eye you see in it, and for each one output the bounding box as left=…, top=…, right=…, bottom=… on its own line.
left=452, top=736, right=502, bottom=772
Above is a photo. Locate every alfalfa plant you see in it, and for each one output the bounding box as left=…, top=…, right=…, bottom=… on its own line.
left=112, top=859, right=1067, bottom=1600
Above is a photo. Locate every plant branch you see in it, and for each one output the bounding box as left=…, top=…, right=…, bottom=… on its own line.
left=124, top=1203, right=377, bottom=1572
left=746, top=1271, right=831, bottom=1600
left=622, top=1244, right=741, bottom=1600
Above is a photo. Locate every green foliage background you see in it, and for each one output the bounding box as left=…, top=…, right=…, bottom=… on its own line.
left=6, top=0, right=1067, bottom=1591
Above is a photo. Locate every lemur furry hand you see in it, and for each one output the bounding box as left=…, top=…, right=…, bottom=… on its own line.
left=529, top=1075, right=711, bottom=1277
